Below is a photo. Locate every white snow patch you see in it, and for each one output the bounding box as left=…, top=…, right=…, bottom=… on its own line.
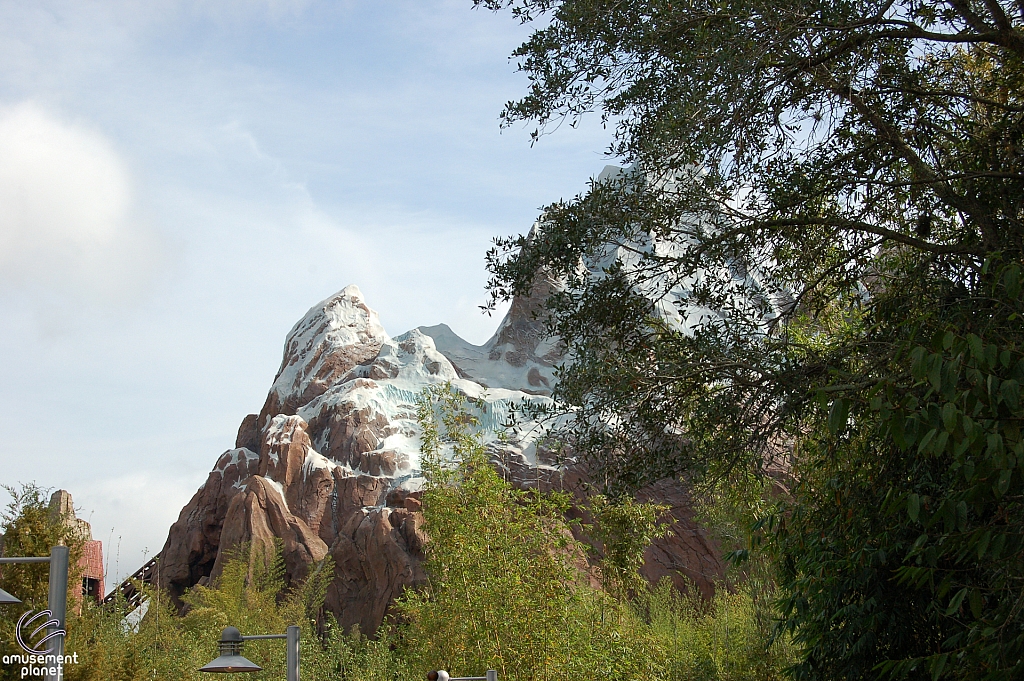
left=264, top=477, right=288, bottom=511
left=214, top=447, right=259, bottom=474
left=264, top=414, right=308, bottom=466
left=271, top=286, right=390, bottom=402
left=302, top=449, right=337, bottom=478
left=418, top=324, right=557, bottom=395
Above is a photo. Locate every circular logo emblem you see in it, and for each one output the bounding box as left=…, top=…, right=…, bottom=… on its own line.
left=16, top=609, right=65, bottom=655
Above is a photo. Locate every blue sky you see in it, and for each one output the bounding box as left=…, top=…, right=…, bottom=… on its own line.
left=0, top=1, right=612, bottom=585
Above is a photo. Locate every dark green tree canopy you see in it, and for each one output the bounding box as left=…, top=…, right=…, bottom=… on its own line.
left=480, top=0, right=1023, bottom=482
left=478, top=0, right=1024, bottom=678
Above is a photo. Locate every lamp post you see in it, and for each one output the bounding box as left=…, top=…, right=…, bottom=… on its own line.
left=0, top=585, right=22, bottom=604
left=0, top=546, right=71, bottom=681
left=199, top=624, right=300, bottom=681
left=428, top=670, right=498, bottom=681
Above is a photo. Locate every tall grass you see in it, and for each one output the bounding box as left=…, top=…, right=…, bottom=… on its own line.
left=641, top=578, right=796, bottom=681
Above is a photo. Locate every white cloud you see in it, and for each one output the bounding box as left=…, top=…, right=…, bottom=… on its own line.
left=0, top=102, right=163, bottom=312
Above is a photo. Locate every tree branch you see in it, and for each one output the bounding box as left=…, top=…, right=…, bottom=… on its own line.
left=758, top=217, right=980, bottom=255
left=832, top=85, right=998, bottom=244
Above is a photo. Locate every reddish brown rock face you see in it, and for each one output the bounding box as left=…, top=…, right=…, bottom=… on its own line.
left=490, top=446, right=724, bottom=599
left=160, top=412, right=427, bottom=622
left=213, top=475, right=330, bottom=584
left=312, top=403, right=394, bottom=467
left=325, top=503, right=426, bottom=634
left=158, top=284, right=724, bottom=633
left=636, top=479, right=723, bottom=599
left=235, top=414, right=259, bottom=451
left=160, top=447, right=261, bottom=600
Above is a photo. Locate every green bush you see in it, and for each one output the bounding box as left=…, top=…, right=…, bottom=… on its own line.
left=642, top=579, right=795, bottom=681
left=394, top=384, right=664, bottom=681
left=61, top=544, right=349, bottom=681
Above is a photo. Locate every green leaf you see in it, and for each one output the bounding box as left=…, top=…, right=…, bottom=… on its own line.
left=911, top=346, right=928, bottom=379
left=969, top=589, right=983, bottom=619
left=892, top=413, right=909, bottom=449
left=908, top=494, right=921, bottom=522
left=928, top=356, right=943, bottom=390
left=930, top=652, right=949, bottom=681
left=977, top=530, right=991, bottom=559
left=955, top=436, right=972, bottom=460
left=1000, top=379, right=1020, bottom=410
left=967, top=334, right=984, bottom=362
left=992, top=533, right=1007, bottom=558
left=945, top=587, right=967, bottom=615
left=814, top=388, right=828, bottom=409
left=828, top=398, right=850, bottom=435
left=941, top=402, right=958, bottom=432
left=963, top=459, right=975, bottom=481
left=985, top=344, right=998, bottom=370
left=1003, top=263, right=1021, bottom=298
left=987, top=433, right=1004, bottom=456
left=995, top=469, right=1012, bottom=497
left=918, top=428, right=937, bottom=454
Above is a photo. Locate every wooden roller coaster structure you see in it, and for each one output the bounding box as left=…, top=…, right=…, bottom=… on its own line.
left=101, top=552, right=161, bottom=613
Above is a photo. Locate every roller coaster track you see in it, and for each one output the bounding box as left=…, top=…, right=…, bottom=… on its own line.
left=101, top=552, right=161, bottom=613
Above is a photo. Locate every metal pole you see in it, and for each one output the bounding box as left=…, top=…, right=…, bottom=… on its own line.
left=286, top=625, right=300, bottom=681
left=46, top=546, right=69, bottom=681
left=486, top=671, right=497, bottom=681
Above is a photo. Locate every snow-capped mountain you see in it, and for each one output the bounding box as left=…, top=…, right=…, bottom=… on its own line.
left=158, top=279, right=722, bottom=634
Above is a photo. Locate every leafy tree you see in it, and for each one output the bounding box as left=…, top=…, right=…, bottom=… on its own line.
left=396, top=384, right=663, bottom=681
left=584, top=493, right=669, bottom=599
left=476, top=0, right=1024, bottom=678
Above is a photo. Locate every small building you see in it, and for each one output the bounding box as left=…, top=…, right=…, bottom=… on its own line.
left=48, top=490, right=105, bottom=604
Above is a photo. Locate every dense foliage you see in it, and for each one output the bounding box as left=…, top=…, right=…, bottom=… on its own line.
left=398, top=384, right=663, bottom=681
left=643, top=578, right=796, bottom=681
left=0, top=486, right=361, bottom=681
left=398, top=383, right=792, bottom=681
left=0, top=484, right=85, bottom=681
left=62, top=545, right=348, bottom=681
left=476, top=0, right=1024, bottom=678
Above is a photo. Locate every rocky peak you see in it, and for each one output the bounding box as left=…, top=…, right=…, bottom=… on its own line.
left=48, top=489, right=93, bottom=542
left=418, top=261, right=562, bottom=395
left=484, top=270, right=563, bottom=370
left=264, top=285, right=388, bottom=419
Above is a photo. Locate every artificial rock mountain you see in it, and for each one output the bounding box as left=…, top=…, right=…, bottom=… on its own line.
left=158, top=284, right=724, bottom=633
